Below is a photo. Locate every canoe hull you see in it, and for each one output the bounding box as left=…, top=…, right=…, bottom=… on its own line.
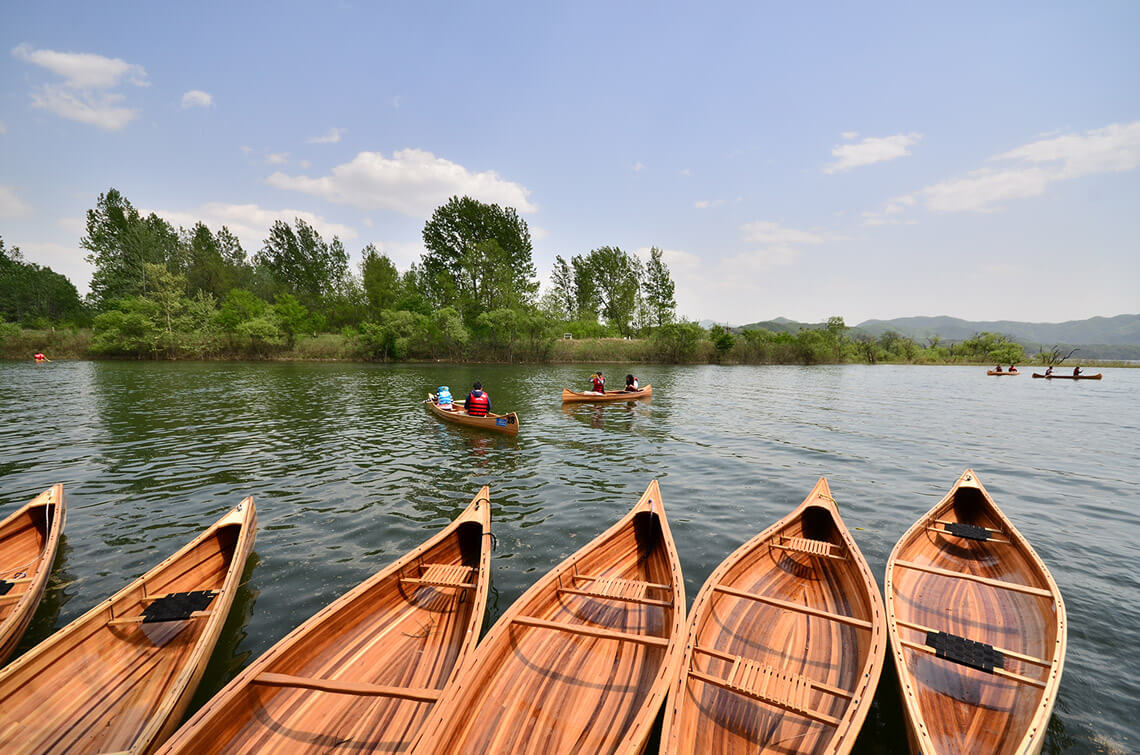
left=561, top=384, right=653, bottom=403
left=885, top=470, right=1066, bottom=755
left=425, top=397, right=519, bottom=435
left=160, top=489, right=492, bottom=754
left=0, top=485, right=65, bottom=665
left=661, top=478, right=886, bottom=754
left=413, top=480, right=685, bottom=755
left=1031, top=373, right=1102, bottom=380
left=0, top=499, right=256, bottom=754
left=986, top=371, right=1019, bottom=376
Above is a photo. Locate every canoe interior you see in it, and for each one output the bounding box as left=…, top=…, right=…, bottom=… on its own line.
left=0, top=515, right=247, bottom=754
left=888, top=476, right=1064, bottom=755
left=667, top=489, right=883, bottom=754
left=417, top=490, right=683, bottom=754
left=0, top=487, right=63, bottom=665
left=164, top=498, right=490, bottom=754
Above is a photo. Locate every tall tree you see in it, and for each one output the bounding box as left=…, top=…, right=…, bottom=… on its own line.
left=0, top=237, right=86, bottom=325
left=582, top=246, right=641, bottom=336
left=255, top=219, right=350, bottom=309
left=421, top=195, right=537, bottom=320
left=361, top=244, right=402, bottom=313
left=82, top=189, right=178, bottom=308
left=548, top=254, right=575, bottom=320
left=570, top=254, right=599, bottom=321
left=642, top=247, right=676, bottom=327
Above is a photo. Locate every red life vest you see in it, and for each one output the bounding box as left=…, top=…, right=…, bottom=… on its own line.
left=591, top=376, right=605, bottom=392
left=466, top=391, right=490, bottom=416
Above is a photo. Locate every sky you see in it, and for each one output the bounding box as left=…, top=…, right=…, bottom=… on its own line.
left=1, top=2, right=1138, bottom=325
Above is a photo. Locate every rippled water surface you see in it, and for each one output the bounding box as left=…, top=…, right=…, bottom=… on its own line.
left=1, top=361, right=1136, bottom=752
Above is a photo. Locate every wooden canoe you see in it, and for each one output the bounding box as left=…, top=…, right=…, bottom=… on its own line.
left=0, top=499, right=256, bottom=754
left=159, top=488, right=492, bottom=754
left=986, top=371, right=1019, bottom=376
left=660, top=477, right=886, bottom=754
left=885, top=470, right=1066, bottom=755
left=425, top=395, right=519, bottom=436
left=412, top=480, right=686, bottom=754
left=561, top=384, right=653, bottom=403
left=0, top=484, right=65, bottom=665
left=1031, top=372, right=1102, bottom=380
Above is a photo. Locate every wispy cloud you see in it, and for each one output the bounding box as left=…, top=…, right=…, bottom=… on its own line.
left=633, top=161, right=644, bottom=173
left=11, top=44, right=148, bottom=130
left=267, top=148, right=537, bottom=216
left=0, top=184, right=32, bottom=218
left=181, top=90, right=213, bottom=109
left=694, top=199, right=724, bottom=209
left=266, top=152, right=289, bottom=165
left=740, top=221, right=839, bottom=245
left=308, top=127, right=345, bottom=144
left=825, top=132, right=922, bottom=174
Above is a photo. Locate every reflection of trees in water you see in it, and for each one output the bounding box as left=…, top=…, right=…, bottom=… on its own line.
left=12, top=534, right=73, bottom=660
left=185, top=551, right=262, bottom=715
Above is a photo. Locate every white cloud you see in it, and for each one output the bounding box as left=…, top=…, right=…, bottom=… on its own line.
left=299, top=160, right=311, bottom=169
left=181, top=90, right=213, bottom=109
left=57, top=216, right=86, bottom=236
left=0, top=185, right=32, bottom=218
left=679, top=168, right=691, bottom=177
left=390, top=96, right=402, bottom=109
left=694, top=199, right=724, bottom=209
left=145, top=202, right=357, bottom=253
left=914, top=121, right=1140, bottom=213
left=369, top=240, right=424, bottom=268
left=740, top=221, right=837, bottom=245
left=266, top=152, right=289, bottom=165
left=825, top=132, right=922, bottom=174
left=266, top=148, right=537, bottom=216
left=11, top=44, right=148, bottom=130
left=633, top=162, right=644, bottom=173
left=841, top=131, right=858, bottom=140
left=18, top=242, right=93, bottom=292
left=720, top=246, right=801, bottom=272
left=530, top=225, right=549, bottom=240
left=240, top=145, right=252, bottom=155
left=308, top=127, right=345, bottom=144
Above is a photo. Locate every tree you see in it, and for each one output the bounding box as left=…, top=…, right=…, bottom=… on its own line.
left=273, top=293, right=311, bottom=347
left=421, top=196, right=537, bottom=319
left=0, top=237, right=86, bottom=325
left=548, top=255, right=576, bottom=319
left=142, top=263, right=188, bottom=357
left=82, top=189, right=179, bottom=309
left=580, top=246, right=641, bottom=336
left=641, top=247, right=676, bottom=327
left=255, top=219, right=350, bottom=309
left=570, top=254, right=599, bottom=321
left=361, top=245, right=402, bottom=313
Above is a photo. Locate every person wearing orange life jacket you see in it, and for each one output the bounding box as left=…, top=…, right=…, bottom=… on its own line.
left=589, top=371, right=606, bottom=393
left=465, top=381, right=491, bottom=417
left=33, top=352, right=48, bottom=363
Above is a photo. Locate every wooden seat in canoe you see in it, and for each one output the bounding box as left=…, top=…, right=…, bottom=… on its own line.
left=401, top=563, right=476, bottom=589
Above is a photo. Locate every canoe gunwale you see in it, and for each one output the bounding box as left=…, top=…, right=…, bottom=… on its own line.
left=883, top=469, right=1067, bottom=755
left=0, top=484, right=65, bottom=664
left=158, top=488, right=492, bottom=755
left=411, top=479, right=686, bottom=754
left=660, top=477, right=886, bottom=754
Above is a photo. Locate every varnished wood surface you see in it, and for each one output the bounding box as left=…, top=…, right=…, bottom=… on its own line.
left=412, top=480, right=685, bottom=755
left=660, top=478, right=886, bottom=754
left=158, top=488, right=493, bottom=754
left=885, top=469, right=1066, bottom=755
left=1031, top=373, right=1102, bottom=380
left=425, top=396, right=520, bottom=435
left=0, top=499, right=256, bottom=754
left=0, top=485, right=65, bottom=665
left=986, top=371, right=1019, bottom=376
left=560, top=385, right=653, bottom=403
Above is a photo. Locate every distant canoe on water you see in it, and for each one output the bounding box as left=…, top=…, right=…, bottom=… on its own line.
left=986, top=370, right=1020, bottom=376
left=412, top=480, right=685, bottom=754
left=0, top=484, right=65, bottom=666
left=561, top=384, right=653, bottom=402
left=0, top=499, right=256, bottom=754
left=885, top=470, right=1066, bottom=754
left=660, top=477, right=885, bottom=754
left=425, top=394, right=519, bottom=435
left=1032, top=372, right=1102, bottom=380
left=160, top=489, right=492, bottom=755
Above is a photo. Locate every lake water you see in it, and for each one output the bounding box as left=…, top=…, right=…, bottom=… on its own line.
left=1, top=361, right=1135, bottom=752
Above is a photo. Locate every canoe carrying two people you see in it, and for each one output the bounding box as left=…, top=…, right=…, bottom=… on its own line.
left=435, top=382, right=492, bottom=416
left=587, top=371, right=641, bottom=394
left=992, top=364, right=1018, bottom=373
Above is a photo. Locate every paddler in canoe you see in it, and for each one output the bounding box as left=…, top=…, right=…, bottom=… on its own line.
left=993, top=364, right=1003, bottom=373
left=623, top=373, right=639, bottom=391
left=588, top=371, right=606, bottom=393
left=465, top=381, right=492, bottom=416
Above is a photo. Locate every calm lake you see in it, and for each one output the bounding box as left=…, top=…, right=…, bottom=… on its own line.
left=1, top=361, right=1135, bottom=752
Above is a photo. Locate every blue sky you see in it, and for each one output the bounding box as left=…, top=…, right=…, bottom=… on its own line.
left=2, top=2, right=1138, bottom=324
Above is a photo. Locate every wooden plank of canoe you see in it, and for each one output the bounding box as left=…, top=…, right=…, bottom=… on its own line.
left=0, top=499, right=256, bottom=754
left=0, top=484, right=65, bottom=665
left=411, top=480, right=685, bottom=754
left=158, top=489, right=492, bottom=755
left=884, top=469, right=1066, bottom=755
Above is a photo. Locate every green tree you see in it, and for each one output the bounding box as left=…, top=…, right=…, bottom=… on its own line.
left=0, top=237, right=86, bottom=325
left=570, top=254, right=599, bottom=321
left=710, top=325, right=736, bottom=360
left=142, top=263, right=188, bottom=357
left=361, top=245, right=402, bottom=313
left=82, top=189, right=180, bottom=309
left=641, top=247, right=676, bottom=327
left=273, top=293, right=311, bottom=347
left=651, top=320, right=704, bottom=362
left=255, top=219, right=350, bottom=309
left=421, top=196, right=537, bottom=319
left=548, top=255, right=576, bottom=320
left=581, top=246, right=641, bottom=336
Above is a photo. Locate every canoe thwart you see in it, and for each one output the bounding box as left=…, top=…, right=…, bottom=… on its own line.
left=687, top=655, right=842, bottom=727
left=511, top=615, right=670, bottom=647
left=251, top=672, right=443, bottom=702
left=107, top=610, right=214, bottom=627
left=892, top=559, right=1054, bottom=598
left=772, top=536, right=847, bottom=560
left=894, top=618, right=1052, bottom=668
left=557, top=586, right=672, bottom=608
left=711, top=583, right=873, bottom=630
left=401, top=563, right=476, bottom=589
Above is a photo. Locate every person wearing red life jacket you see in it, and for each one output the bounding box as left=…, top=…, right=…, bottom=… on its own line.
left=589, top=371, right=605, bottom=393
left=466, top=381, right=491, bottom=417
left=623, top=374, right=639, bottom=392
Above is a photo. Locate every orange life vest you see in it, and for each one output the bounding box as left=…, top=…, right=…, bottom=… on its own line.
left=466, top=391, right=490, bottom=417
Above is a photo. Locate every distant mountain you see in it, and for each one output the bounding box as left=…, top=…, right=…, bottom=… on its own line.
left=854, top=314, right=1140, bottom=347
left=738, top=318, right=820, bottom=334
